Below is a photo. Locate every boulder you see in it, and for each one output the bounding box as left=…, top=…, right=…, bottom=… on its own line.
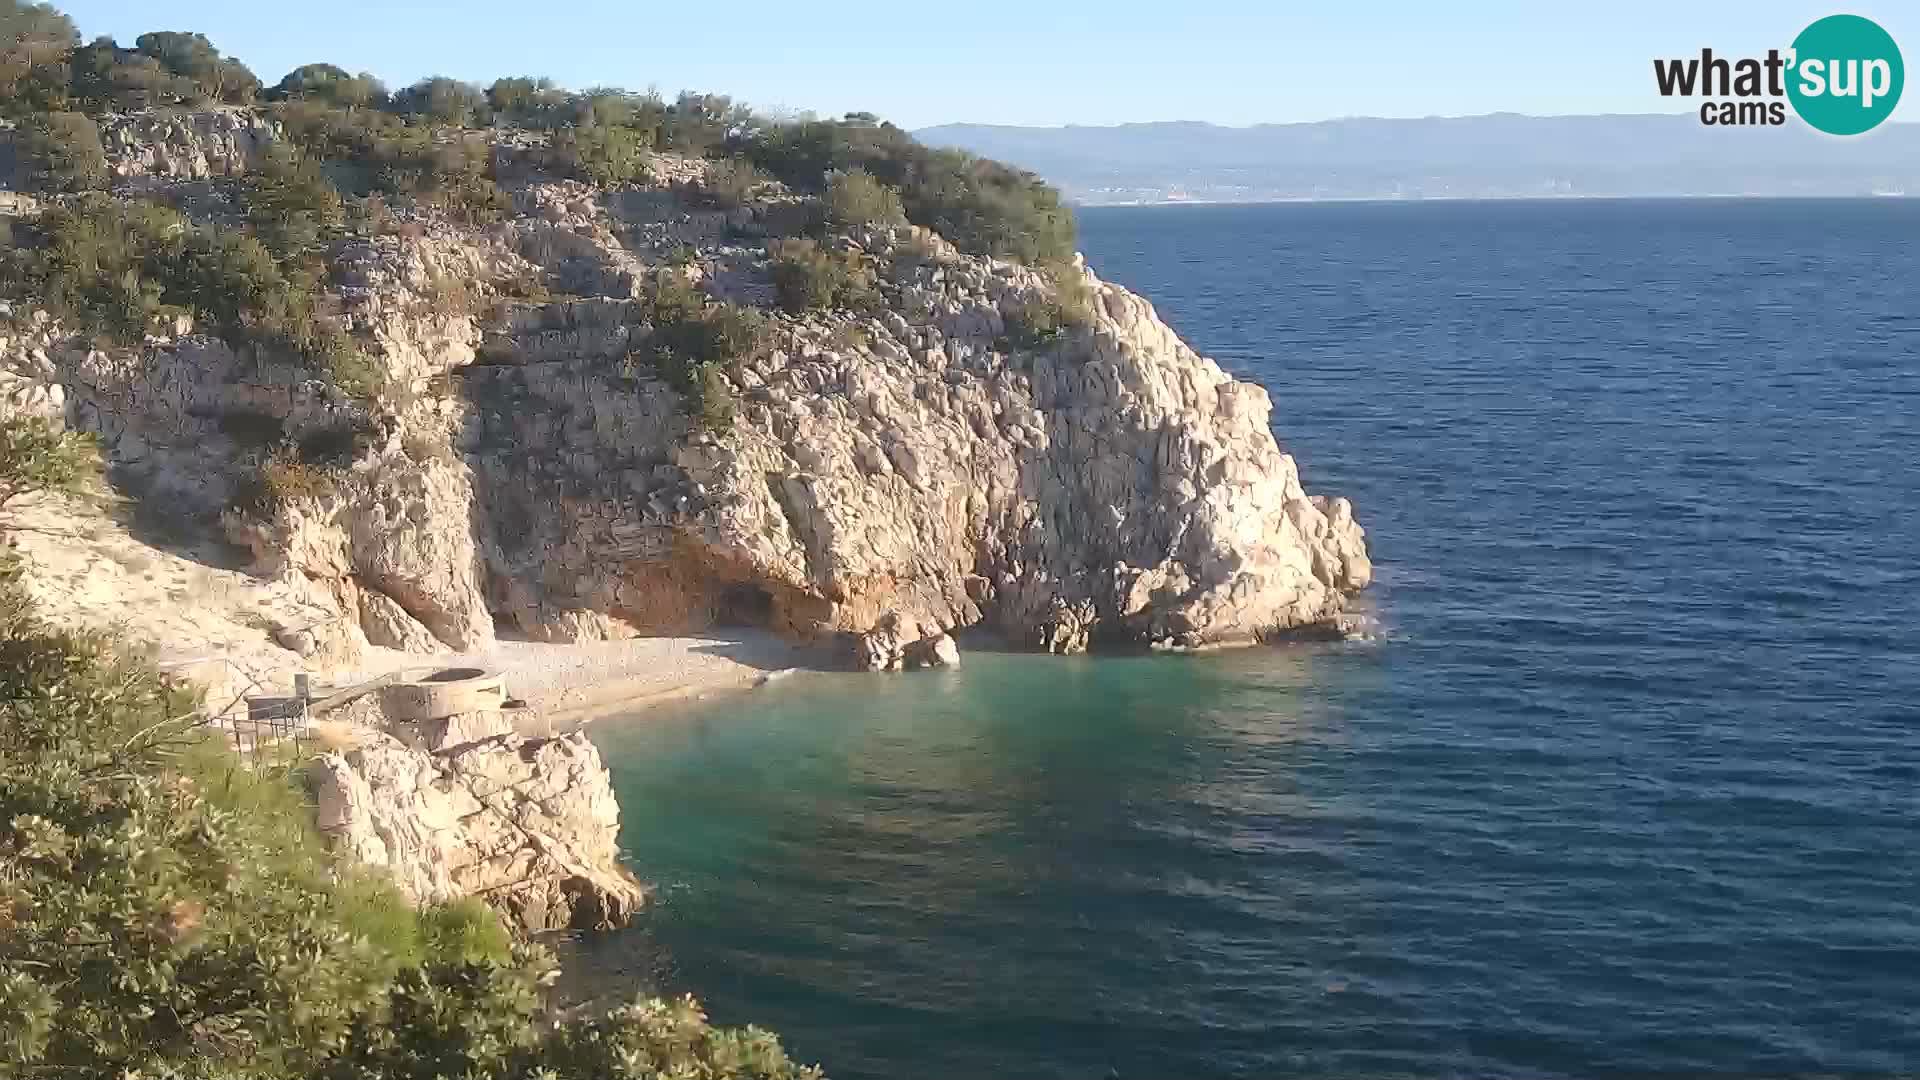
left=307, top=730, right=646, bottom=934
left=357, top=587, right=444, bottom=653
left=906, top=631, right=961, bottom=669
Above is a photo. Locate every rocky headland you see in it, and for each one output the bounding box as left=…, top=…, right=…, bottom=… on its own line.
left=1, top=104, right=1369, bottom=930
left=3, top=111, right=1369, bottom=678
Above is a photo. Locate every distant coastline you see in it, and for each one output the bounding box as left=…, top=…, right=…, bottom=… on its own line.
left=1075, top=190, right=1917, bottom=208
left=919, top=113, right=1920, bottom=207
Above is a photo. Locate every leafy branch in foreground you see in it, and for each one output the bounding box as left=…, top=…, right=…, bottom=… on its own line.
left=0, top=414, right=96, bottom=525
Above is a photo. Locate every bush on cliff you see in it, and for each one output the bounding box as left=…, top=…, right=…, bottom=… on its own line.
left=635, top=271, right=764, bottom=431
left=547, top=121, right=651, bottom=188
left=267, top=63, right=387, bottom=109
left=242, top=143, right=346, bottom=255
left=1003, top=269, right=1096, bottom=349
left=389, top=75, right=485, bottom=127
left=0, top=413, right=96, bottom=525
left=64, top=31, right=258, bottom=112
left=16, top=109, right=105, bottom=191
left=9, top=195, right=377, bottom=394
left=748, top=118, right=1075, bottom=267
left=769, top=237, right=879, bottom=314
left=819, top=168, right=907, bottom=231
left=693, top=157, right=770, bottom=210
left=131, top=30, right=260, bottom=104
left=0, top=560, right=824, bottom=1079
left=271, top=101, right=509, bottom=224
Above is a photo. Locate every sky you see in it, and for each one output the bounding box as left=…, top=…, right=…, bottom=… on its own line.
left=52, top=1, right=1918, bottom=130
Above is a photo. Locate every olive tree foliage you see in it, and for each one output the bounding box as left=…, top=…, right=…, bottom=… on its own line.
left=267, top=62, right=386, bottom=109
left=0, top=2, right=76, bottom=116
left=0, top=0, right=75, bottom=43
left=0, top=562, right=826, bottom=1080
left=389, top=75, right=485, bottom=126
left=132, top=31, right=259, bottom=102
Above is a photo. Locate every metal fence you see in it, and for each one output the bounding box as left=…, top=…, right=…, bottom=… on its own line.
left=228, top=694, right=314, bottom=762
left=158, top=656, right=317, bottom=763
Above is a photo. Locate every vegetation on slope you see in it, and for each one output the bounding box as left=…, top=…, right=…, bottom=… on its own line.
left=0, top=415, right=824, bottom=1078
left=0, top=0, right=1083, bottom=416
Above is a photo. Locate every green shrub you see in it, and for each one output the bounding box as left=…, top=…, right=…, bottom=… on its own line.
left=645, top=268, right=705, bottom=325
left=748, top=118, right=1076, bottom=266
left=819, top=168, right=905, bottom=231
left=570, top=87, right=667, bottom=140
left=768, top=236, right=878, bottom=314
left=389, top=76, right=484, bottom=126
left=18, top=109, right=105, bottom=192
left=19, top=195, right=378, bottom=393
left=660, top=90, right=753, bottom=157
left=242, top=143, right=345, bottom=255
left=0, top=32, right=76, bottom=119
left=26, top=195, right=193, bottom=341
left=635, top=273, right=763, bottom=431
left=268, top=62, right=386, bottom=108
left=232, top=452, right=339, bottom=514
left=0, top=573, right=823, bottom=1079
left=1003, top=271, right=1094, bottom=349
left=0, top=0, right=77, bottom=47
left=486, top=75, right=569, bottom=126
left=67, top=36, right=199, bottom=111
left=132, top=30, right=259, bottom=103
left=64, top=31, right=257, bottom=111
left=548, top=123, right=650, bottom=187
left=0, top=413, right=96, bottom=522
left=273, top=101, right=508, bottom=224
left=694, top=157, right=769, bottom=210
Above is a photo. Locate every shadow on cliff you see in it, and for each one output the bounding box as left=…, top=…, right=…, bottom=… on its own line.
left=107, top=473, right=256, bottom=574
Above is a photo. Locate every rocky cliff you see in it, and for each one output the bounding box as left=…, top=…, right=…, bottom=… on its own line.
left=0, top=109, right=1370, bottom=678
left=309, top=723, right=646, bottom=934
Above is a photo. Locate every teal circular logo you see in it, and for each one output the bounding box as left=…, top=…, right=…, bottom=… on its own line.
left=1787, top=14, right=1904, bottom=135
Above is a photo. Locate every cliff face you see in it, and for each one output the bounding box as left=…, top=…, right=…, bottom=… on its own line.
left=309, top=726, right=646, bottom=934
left=0, top=110, right=1370, bottom=673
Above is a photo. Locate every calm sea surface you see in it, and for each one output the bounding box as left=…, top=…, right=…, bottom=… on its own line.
left=574, top=200, right=1920, bottom=1078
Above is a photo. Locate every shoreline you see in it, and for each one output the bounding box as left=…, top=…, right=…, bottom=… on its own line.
left=441, top=630, right=816, bottom=730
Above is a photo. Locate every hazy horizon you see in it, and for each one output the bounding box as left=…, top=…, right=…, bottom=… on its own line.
left=917, top=113, right=1920, bottom=204
left=919, top=111, right=1920, bottom=130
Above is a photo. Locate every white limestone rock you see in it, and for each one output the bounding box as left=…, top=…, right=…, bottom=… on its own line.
left=307, top=730, right=646, bottom=933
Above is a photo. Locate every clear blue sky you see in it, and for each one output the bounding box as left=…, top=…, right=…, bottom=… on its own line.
left=52, top=1, right=1917, bottom=129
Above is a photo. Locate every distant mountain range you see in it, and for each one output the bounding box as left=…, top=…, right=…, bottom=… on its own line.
left=914, top=114, right=1920, bottom=204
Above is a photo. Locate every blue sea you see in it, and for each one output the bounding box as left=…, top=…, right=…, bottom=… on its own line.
left=573, top=199, right=1920, bottom=1079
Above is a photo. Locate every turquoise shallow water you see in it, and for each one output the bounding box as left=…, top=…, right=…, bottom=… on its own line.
left=572, top=199, right=1920, bottom=1079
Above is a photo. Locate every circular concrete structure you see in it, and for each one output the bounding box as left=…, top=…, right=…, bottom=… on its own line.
left=378, top=667, right=508, bottom=721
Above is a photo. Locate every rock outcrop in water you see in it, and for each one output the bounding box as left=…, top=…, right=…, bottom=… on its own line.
left=0, top=108, right=1370, bottom=679
left=309, top=724, right=646, bottom=933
